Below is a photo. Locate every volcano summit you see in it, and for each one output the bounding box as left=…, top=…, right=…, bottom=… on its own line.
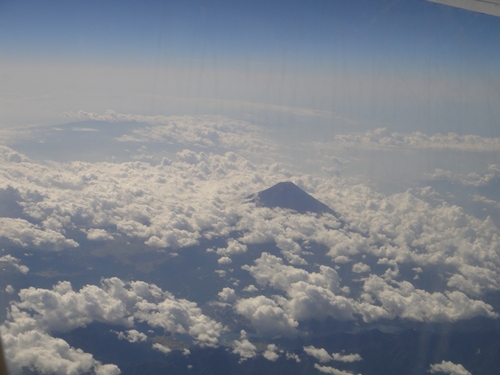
left=247, top=181, right=338, bottom=216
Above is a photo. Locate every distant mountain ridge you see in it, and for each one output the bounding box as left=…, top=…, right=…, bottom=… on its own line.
left=247, top=181, right=338, bottom=216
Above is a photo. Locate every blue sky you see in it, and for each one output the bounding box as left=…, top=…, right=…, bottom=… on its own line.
left=3, top=0, right=498, bottom=65
left=1, top=0, right=500, bottom=136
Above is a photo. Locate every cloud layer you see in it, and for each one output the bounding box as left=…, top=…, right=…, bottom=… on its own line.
left=0, top=114, right=499, bottom=373
left=2, top=278, right=225, bottom=374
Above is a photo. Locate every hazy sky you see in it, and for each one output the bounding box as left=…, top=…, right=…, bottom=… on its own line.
left=1, top=0, right=500, bottom=137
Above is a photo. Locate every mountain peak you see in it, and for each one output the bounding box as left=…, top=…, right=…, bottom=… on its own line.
left=247, top=181, right=337, bottom=216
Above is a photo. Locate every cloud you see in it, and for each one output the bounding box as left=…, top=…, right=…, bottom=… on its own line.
left=352, top=263, right=370, bottom=274
left=0, top=186, right=28, bottom=219
left=0, top=255, right=29, bottom=274
left=130, top=295, right=225, bottom=347
left=1, top=328, right=120, bottom=375
left=87, top=229, right=114, bottom=241
left=115, top=329, right=147, bottom=343
left=303, top=346, right=333, bottom=363
left=429, top=361, right=472, bottom=375
left=236, top=201, right=343, bottom=249
left=0, top=142, right=284, bottom=253
left=215, top=270, right=226, bottom=277
left=12, top=280, right=131, bottom=333
left=216, top=239, right=248, bottom=256
left=360, top=275, right=498, bottom=323
left=1, top=116, right=500, bottom=332
left=0, top=146, right=29, bottom=163
left=426, top=164, right=500, bottom=187
left=2, top=108, right=500, bottom=373
left=263, top=344, right=280, bottom=361
left=235, top=296, right=299, bottom=338
left=472, top=194, right=500, bottom=209
left=311, top=179, right=500, bottom=302
left=71, top=111, right=278, bottom=158
left=0, top=218, right=78, bottom=251
left=241, top=240, right=498, bottom=325
left=447, top=265, right=500, bottom=297
left=242, top=253, right=342, bottom=293
left=243, top=285, right=258, bottom=293
left=94, top=364, right=121, bottom=375
left=231, top=330, right=257, bottom=362
left=304, top=346, right=362, bottom=364
left=314, top=364, right=360, bottom=375
left=333, top=255, right=350, bottom=264
left=218, top=256, right=233, bottom=265
left=152, top=343, right=171, bottom=355
left=241, top=253, right=357, bottom=322
left=1, top=277, right=226, bottom=374
left=218, top=287, right=237, bottom=303
left=286, top=352, right=301, bottom=362
left=5, top=285, right=15, bottom=294
left=285, top=281, right=358, bottom=322
left=275, top=235, right=308, bottom=265
left=327, top=128, right=500, bottom=152
left=332, top=352, right=363, bottom=363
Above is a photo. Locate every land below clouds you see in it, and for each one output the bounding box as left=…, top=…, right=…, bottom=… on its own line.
left=55, top=320, right=500, bottom=375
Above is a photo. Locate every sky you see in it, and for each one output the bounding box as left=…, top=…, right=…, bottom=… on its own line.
left=1, top=0, right=500, bottom=137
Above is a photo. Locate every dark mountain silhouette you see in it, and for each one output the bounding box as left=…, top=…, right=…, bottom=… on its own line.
left=247, top=181, right=338, bottom=216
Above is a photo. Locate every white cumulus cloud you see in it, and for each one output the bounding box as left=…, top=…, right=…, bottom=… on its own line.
left=235, top=296, right=299, bottom=338
left=314, top=364, right=360, bottom=375
left=429, top=361, right=472, bottom=375
left=1, top=277, right=226, bottom=374
left=152, top=343, right=171, bottom=355
left=0, top=255, right=29, bottom=274
left=263, top=344, right=280, bottom=361
left=231, top=330, right=257, bottom=362
left=218, top=287, right=237, bottom=303
left=115, top=329, right=147, bottom=343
